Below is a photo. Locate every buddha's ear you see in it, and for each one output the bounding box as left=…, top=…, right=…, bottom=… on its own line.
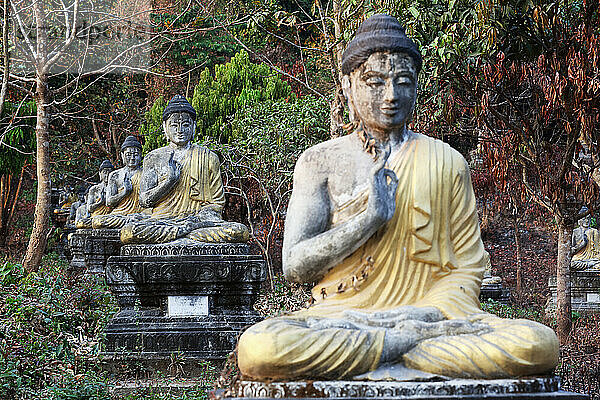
left=342, top=75, right=357, bottom=122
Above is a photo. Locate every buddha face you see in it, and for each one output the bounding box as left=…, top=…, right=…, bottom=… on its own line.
left=164, top=112, right=195, bottom=147
left=579, top=215, right=591, bottom=228
left=346, top=52, right=417, bottom=134
left=99, top=168, right=112, bottom=184
left=121, top=146, right=142, bottom=168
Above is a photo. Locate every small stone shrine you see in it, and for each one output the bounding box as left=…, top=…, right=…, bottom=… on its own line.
left=479, top=258, right=510, bottom=304
left=219, top=14, right=586, bottom=400
left=103, top=96, right=265, bottom=364
left=548, top=208, right=600, bottom=314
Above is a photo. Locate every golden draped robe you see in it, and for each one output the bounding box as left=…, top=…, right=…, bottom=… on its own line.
left=75, top=183, right=111, bottom=229
left=92, top=170, right=143, bottom=229
left=571, top=227, right=600, bottom=271
left=238, top=134, right=558, bottom=380
left=120, top=144, right=248, bottom=244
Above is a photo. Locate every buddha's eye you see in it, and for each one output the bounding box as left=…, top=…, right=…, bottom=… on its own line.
left=395, top=76, right=413, bottom=85
left=364, top=76, right=385, bottom=86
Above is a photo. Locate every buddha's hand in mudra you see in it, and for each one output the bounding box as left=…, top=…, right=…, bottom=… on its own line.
left=368, top=142, right=399, bottom=225
left=344, top=306, right=490, bottom=362
left=162, top=151, right=181, bottom=184
left=344, top=305, right=444, bottom=327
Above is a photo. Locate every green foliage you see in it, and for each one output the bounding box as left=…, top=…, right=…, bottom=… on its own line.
left=0, top=255, right=117, bottom=399
left=192, top=50, right=293, bottom=142
left=228, top=95, right=329, bottom=194
left=481, top=300, right=544, bottom=323
left=151, top=9, right=240, bottom=67
left=0, top=101, right=36, bottom=175
left=140, top=96, right=168, bottom=155
left=142, top=50, right=293, bottom=151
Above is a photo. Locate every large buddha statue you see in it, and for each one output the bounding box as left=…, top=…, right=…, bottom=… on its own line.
left=237, top=15, right=558, bottom=381
left=120, top=95, right=249, bottom=244
left=75, top=160, right=114, bottom=229
left=92, top=136, right=146, bottom=229
left=571, top=207, right=600, bottom=271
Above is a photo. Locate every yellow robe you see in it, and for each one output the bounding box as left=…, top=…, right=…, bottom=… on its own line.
left=91, top=170, right=143, bottom=229
left=238, top=134, right=558, bottom=380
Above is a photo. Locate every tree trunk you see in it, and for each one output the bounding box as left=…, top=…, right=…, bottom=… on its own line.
left=0, top=0, right=9, bottom=116
left=513, top=218, right=522, bottom=294
left=556, top=219, right=572, bottom=344
left=22, top=75, right=50, bottom=271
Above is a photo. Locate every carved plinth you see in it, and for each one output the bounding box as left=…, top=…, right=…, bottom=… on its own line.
left=217, top=377, right=588, bottom=400
left=479, top=283, right=510, bottom=304
left=103, top=242, right=266, bottom=361
left=547, top=271, right=600, bottom=314
left=68, top=229, right=122, bottom=274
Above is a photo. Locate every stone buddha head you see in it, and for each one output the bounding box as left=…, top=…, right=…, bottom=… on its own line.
left=120, top=135, right=142, bottom=168
left=341, top=15, right=422, bottom=135
left=99, top=159, right=114, bottom=184
left=578, top=206, right=591, bottom=229
left=162, top=95, right=197, bottom=147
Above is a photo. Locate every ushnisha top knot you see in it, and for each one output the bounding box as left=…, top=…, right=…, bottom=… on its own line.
left=163, top=95, right=197, bottom=121
left=120, top=135, right=142, bottom=151
left=341, top=14, right=422, bottom=76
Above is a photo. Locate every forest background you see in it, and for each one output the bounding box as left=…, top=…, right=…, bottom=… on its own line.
left=0, top=0, right=600, bottom=398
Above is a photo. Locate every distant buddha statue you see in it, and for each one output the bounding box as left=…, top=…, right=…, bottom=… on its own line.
left=571, top=207, right=600, bottom=271
left=120, top=95, right=249, bottom=244
left=92, top=136, right=146, bottom=229
left=237, top=15, right=558, bottom=381
left=75, top=160, right=114, bottom=229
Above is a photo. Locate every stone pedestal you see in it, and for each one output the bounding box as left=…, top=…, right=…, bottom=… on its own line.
left=68, top=228, right=122, bottom=273
left=479, top=282, right=510, bottom=304
left=216, top=377, right=587, bottom=400
left=103, top=242, right=265, bottom=361
left=548, top=271, right=600, bottom=314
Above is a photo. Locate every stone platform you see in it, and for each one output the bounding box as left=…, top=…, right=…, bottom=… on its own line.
left=215, top=377, right=588, bottom=399
left=547, top=271, right=600, bottom=314
left=103, top=242, right=265, bottom=361
left=479, top=282, right=510, bottom=304
left=69, top=228, right=122, bottom=273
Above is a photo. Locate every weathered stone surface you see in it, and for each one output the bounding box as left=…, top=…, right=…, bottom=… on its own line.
left=103, top=242, right=265, bottom=361
left=104, top=311, right=261, bottom=360
left=220, top=377, right=588, bottom=399
left=548, top=271, right=600, bottom=314
left=68, top=228, right=122, bottom=273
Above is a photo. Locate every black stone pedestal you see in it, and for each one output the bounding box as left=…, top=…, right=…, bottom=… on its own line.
left=547, top=271, right=600, bottom=314
left=68, top=228, right=122, bottom=273
left=103, top=242, right=265, bottom=362
left=216, top=377, right=588, bottom=400
left=479, top=282, right=510, bottom=304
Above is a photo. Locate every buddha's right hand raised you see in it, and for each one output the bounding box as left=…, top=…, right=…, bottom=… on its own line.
left=165, top=152, right=181, bottom=183
left=367, top=143, right=399, bottom=225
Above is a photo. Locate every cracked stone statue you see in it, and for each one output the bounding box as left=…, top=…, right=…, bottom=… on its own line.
left=75, top=160, right=114, bottom=229
left=571, top=207, right=600, bottom=271
left=237, top=14, right=558, bottom=381
left=120, top=95, right=249, bottom=244
left=91, top=135, right=146, bottom=229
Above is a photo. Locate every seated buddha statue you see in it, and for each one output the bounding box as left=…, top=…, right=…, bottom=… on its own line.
left=92, top=136, right=146, bottom=229
left=75, top=160, right=114, bottom=229
left=571, top=207, right=600, bottom=271
left=120, top=95, right=249, bottom=244
left=237, top=15, right=558, bottom=381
